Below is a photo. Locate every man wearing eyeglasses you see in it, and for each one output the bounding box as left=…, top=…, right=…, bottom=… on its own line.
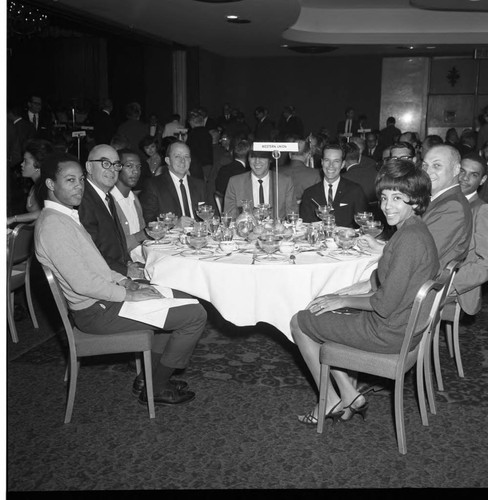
left=78, top=144, right=144, bottom=278
left=389, top=142, right=417, bottom=163
left=111, top=149, right=147, bottom=262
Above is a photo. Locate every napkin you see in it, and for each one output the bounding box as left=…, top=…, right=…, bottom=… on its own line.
left=118, top=285, right=198, bottom=328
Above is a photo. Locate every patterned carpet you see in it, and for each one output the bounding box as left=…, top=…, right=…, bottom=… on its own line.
left=6, top=295, right=488, bottom=491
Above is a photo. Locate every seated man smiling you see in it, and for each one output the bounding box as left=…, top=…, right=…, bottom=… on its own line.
left=35, top=153, right=207, bottom=407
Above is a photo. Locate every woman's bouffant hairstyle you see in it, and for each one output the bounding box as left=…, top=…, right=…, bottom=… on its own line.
left=375, top=158, right=431, bottom=216
left=24, top=139, right=54, bottom=167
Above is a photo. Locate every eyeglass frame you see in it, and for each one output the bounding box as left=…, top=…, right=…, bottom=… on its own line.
left=389, top=155, right=415, bottom=161
left=90, top=159, right=123, bottom=171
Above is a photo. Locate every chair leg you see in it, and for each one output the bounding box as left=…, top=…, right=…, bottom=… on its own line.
left=452, top=303, right=464, bottom=378
left=393, top=381, right=407, bottom=455
left=417, top=358, right=430, bottom=426
left=433, top=322, right=444, bottom=391
left=445, top=323, right=454, bottom=358
left=7, top=291, right=19, bottom=343
left=64, top=356, right=79, bottom=424
left=317, top=363, right=330, bottom=434
left=143, top=350, right=155, bottom=419
left=423, top=329, right=436, bottom=416
left=25, top=257, right=39, bottom=329
left=135, top=353, right=142, bottom=375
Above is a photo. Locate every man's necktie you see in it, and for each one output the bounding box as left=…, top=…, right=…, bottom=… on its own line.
left=258, top=179, right=264, bottom=205
left=33, top=114, right=38, bottom=130
left=105, top=193, right=130, bottom=262
left=180, top=179, right=191, bottom=217
left=328, top=184, right=334, bottom=208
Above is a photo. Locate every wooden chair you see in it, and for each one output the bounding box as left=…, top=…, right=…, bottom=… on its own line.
left=42, top=265, right=156, bottom=422
left=424, top=260, right=461, bottom=400
left=317, top=272, right=450, bottom=455
left=7, top=223, right=39, bottom=343
left=213, top=191, right=224, bottom=217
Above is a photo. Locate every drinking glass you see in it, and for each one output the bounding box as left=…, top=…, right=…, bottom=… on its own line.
left=221, top=213, right=233, bottom=229
left=287, top=211, right=299, bottom=231
left=258, top=235, right=282, bottom=260
left=187, top=230, right=208, bottom=255
left=333, top=228, right=357, bottom=254
left=315, top=205, right=329, bottom=221
left=208, top=216, right=221, bottom=237
left=322, top=214, right=336, bottom=238
left=361, top=220, right=384, bottom=238
left=159, top=212, right=177, bottom=231
left=196, top=204, right=214, bottom=231
left=146, top=221, right=167, bottom=244
left=354, top=211, right=373, bottom=228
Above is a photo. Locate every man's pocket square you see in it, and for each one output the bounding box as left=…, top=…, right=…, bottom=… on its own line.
left=339, top=203, right=348, bottom=207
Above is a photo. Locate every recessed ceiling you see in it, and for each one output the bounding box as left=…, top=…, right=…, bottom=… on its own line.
left=34, top=0, right=488, bottom=58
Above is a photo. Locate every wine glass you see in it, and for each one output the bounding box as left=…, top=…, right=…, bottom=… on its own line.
left=333, top=228, right=357, bottom=254
left=354, top=211, right=373, bottom=228
left=146, top=221, right=167, bottom=244
left=361, top=220, right=384, bottom=238
left=315, top=205, right=329, bottom=222
left=258, top=235, right=282, bottom=260
left=187, top=230, right=209, bottom=255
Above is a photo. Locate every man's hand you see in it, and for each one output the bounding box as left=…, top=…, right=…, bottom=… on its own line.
left=125, top=286, right=163, bottom=301
left=175, top=216, right=194, bottom=230
left=118, top=278, right=140, bottom=291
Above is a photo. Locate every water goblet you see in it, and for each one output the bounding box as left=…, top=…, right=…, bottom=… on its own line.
left=258, top=234, right=282, bottom=260
left=354, top=211, right=373, bottom=228
left=208, top=216, right=221, bottom=237
left=315, top=205, right=329, bottom=222
left=333, top=228, right=357, bottom=254
left=187, top=230, right=209, bottom=255
left=361, top=220, right=384, bottom=238
left=146, top=221, right=167, bottom=244
left=159, top=212, right=177, bottom=231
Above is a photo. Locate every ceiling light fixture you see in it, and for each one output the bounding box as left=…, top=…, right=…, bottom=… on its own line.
left=226, top=15, right=238, bottom=19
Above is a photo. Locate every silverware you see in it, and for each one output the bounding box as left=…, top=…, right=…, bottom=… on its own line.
left=171, top=250, right=186, bottom=256
left=316, top=251, right=325, bottom=256
left=198, top=253, right=218, bottom=260
left=251, top=253, right=257, bottom=265
left=211, top=252, right=232, bottom=261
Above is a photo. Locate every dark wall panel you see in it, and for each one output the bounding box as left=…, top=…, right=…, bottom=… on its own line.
left=199, top=54, right=383, bottom=137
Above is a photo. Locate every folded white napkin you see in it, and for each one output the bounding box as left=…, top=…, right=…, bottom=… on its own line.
left=118, top=285, right=198, bottom=328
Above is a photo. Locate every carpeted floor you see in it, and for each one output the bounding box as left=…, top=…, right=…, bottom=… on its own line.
left=6, top=285, right=488, bottom=492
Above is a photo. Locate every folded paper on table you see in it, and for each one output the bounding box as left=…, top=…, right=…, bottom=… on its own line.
left=118, top=285, right=198, bottom=328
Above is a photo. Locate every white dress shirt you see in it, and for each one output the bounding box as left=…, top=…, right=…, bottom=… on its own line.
left=169, top=171, right=194, bottom=217
left=252, top=173, right=270, bottom=206
left=111, top=186, right=141, bottom=233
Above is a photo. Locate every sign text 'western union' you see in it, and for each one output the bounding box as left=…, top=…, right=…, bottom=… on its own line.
left=253, top=142, right=299, bottom=152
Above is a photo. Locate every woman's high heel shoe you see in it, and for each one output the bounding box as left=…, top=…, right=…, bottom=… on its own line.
left=341, top=394, right=369, bottom=422
left=298, top=401, right=344, bottom=426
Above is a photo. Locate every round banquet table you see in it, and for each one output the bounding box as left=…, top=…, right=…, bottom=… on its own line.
left=142, top=235, right=380, bottom=342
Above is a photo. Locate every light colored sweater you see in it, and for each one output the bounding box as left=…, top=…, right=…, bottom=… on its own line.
left=35, top=206, right=127, bottom=311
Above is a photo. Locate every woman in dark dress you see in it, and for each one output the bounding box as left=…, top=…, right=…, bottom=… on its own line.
left=290, top=159, right=439, bottom=425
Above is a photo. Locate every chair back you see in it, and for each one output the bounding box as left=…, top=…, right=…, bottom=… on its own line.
left=7, top=223, right=35, bottom=269
left=214, top=191, right=224, bottom=217
left=41, top=264, right=78, bottom=357
left=395, top=272, right=450, bottom=381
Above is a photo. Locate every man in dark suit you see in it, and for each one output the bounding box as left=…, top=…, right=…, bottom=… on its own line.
left=253, top=106, right=275, bottom=142
left=139, top=141, right=206, bottom=225
left=216, top=102, right=234, bottom=132
left=278, top=105, right=304, bottom=140
left=215, top=138, right=251, bottom=196
left=186, top=113, right=213, bottom=180
left=364, top=132, right=383, bottom=163
left=336, top=107, right=359, bottom=139
left=7, top=103, right=36, bottom=165
left=378, top=116, right=402, bottom=150
left=300, top=144, right=368, bottom=227
left=422, top=144, right=472, bottom=270
left=23, top=94, right=53, bottom=141
left=78, top=144, right=143, bottom=278
left=93, top=98, right=116, bottom=145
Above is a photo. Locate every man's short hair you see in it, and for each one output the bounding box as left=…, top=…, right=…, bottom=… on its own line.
left=423, top=135, right=443, bottom=150
left=118, top=148, right=140, bottom=161
left=40, top=153, right=81, bottom=200
left=344, top=142, right=360, bottom=163
left=233, top=139, right=251, bottom=158
left=248, top=149, right=271, bottom=160
left=322, top=143, right=345, bottom=160
left=461, top=152, right=487, bottom=177
left=390, top=141, right=416, bottom=159
left=387, top=117, right=396, bottom=125
left=125, top=102, right=141, bottom=119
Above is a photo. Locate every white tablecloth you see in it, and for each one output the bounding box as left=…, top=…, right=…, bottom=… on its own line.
left=144, top=241, right=379, bottom=342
